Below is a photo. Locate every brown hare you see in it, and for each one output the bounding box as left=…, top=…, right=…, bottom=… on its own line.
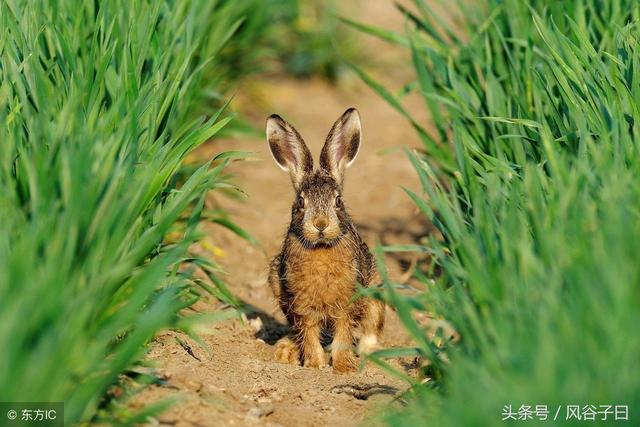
left=266, top=108, right=385, bottom=374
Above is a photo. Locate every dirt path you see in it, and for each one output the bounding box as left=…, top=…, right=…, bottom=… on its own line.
left=130, top=2, right=435, bottom=426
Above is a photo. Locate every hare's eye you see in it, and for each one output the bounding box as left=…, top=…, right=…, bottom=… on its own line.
left=335, top=195, right=343, bottom=208
left=297, top=196, right=305, bottom=209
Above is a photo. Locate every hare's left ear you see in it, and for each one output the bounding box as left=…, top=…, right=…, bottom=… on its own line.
left=319, top=108, right=361, bottom=185
left=266, top=114, right=313, bottom=190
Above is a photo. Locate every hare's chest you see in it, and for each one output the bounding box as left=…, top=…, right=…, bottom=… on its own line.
left=286, top=244, right=357, bottom=317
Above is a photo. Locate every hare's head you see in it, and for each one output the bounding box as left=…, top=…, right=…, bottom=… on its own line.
left=266, top=108, right=362, bottom=247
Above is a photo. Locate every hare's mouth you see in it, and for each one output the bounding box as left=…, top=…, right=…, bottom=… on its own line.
left=315, top=235, right=337, bottom=246
left=300, top=232, right=340, bottom=248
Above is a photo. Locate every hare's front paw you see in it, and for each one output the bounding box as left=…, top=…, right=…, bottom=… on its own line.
left=274, top=337, right=300, bottom=365
left=303, top=351, right=327, bottom=369
left=332, top=351, right=358, bottom=374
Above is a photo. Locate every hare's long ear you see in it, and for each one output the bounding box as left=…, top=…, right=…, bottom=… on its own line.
left=266, top=114, right=313, bottom=190
left=319, top=108, right=361, bottom=185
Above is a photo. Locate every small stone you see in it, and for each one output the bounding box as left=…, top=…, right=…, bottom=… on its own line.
left=246, top=403, right=274, bottom=420
left=248, top=317, right=263, bottom=333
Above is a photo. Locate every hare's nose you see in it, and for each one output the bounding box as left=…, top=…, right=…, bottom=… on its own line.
left=313, top=216, right=329, bottom=232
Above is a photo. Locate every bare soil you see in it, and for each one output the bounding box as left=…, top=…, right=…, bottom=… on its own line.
left=129, top=2, right=439, bottom=426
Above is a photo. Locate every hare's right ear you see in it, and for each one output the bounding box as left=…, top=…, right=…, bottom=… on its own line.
left=266, top=114, right=313, bottom=189
left=319, top=108, right=361, bottom=186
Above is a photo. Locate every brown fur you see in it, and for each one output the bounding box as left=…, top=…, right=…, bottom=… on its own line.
left=266, top=108, right=385, bottom=374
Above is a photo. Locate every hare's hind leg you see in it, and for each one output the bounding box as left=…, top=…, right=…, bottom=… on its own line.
left=274, top=335, right=300, bottom=364
left=268, top=255, right=283, bottom=302
left=358, top=298, right=385, bottom=354
left=269, top=256, right=302, bottom=365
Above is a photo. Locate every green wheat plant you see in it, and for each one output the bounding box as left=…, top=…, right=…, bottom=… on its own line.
left=0, top=0, right=261, bottom=423
left=349, top=1, right=640, bottom=425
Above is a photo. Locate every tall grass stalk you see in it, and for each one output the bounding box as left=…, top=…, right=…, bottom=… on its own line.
left=349, top=1, right=640, bottom=425
left=0, top=0, right=257, bottom=423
